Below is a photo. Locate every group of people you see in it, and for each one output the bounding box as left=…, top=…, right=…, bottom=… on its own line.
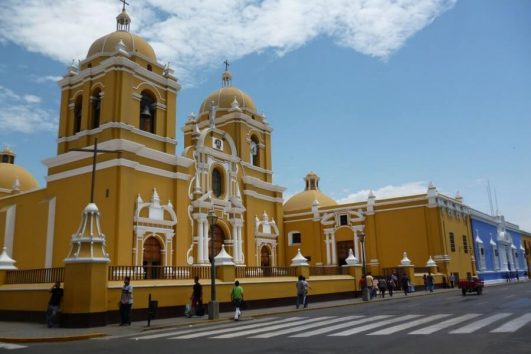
left=360, top=272, right=422, bottom=299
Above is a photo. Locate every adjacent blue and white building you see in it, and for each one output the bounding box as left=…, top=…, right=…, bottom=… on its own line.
left=470, top=209, right=528, bottom=283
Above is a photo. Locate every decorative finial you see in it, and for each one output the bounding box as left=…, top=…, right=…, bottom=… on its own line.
left=120, top=0, right=130, bottom=11
left=224, top=59, right=230, bottom=71
left=222, top=60, right=232, bottom=87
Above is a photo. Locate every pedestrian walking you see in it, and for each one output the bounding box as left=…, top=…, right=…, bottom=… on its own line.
left=46, top=281, right=63, bottom=328
left=230, top=280, right=244, bottom=320
left=119, top=276, right=133, bottom=326
left=296, top=275, right=305, bottom=309
left=366, top=273, right=374, bottom=299
left=400, top=273, right=409, bottom=296
left=387, top=277, right=395, bottom=297
left=426, top=272, right=434, bottom=293
left=187, top=276, right=203, bottom=317
left=449, top=273, right=455, bottom=288
left=378, top=278, right=387, bottom=298
left=302, top=276, right=310, bottom=308
left=423, top=274, right=428, bottom=291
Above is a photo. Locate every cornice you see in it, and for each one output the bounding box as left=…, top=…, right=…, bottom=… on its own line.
left=242, top=175, right=285, bottom=193
left=243, top=190, right=283, bottom=204
left=56, top=122, right=178, bottom=145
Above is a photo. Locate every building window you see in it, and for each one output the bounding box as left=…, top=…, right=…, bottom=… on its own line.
left=250, top=136, right=260, bottom=167
left=462, top=235, right=469, bottom=253
left=480, top=248, right=484, bottom=256
left=340, top=214, right=348, bottom=226
left=90, top=89, right=101, bottom=129
left=147, top=64, right=152, bottom=71
left=449, top=232, right=455, bottom=252
left=212, top=168, right=223, bottom=198
left=73, top=95, right=82, bottom=134
left=289, top=232, right=301, bottom=245
left=495, top=249, right=499, bottom=257
left=139, top=91, right=156, bottom=133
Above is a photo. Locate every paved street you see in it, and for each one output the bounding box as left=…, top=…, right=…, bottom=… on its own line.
left=2, top=282, right=530, bottom=353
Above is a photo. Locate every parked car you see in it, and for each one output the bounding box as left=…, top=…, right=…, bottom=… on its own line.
left=458, top=276, right=484, bottom=296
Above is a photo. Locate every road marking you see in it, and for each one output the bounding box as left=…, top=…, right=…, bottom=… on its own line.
left=0, top=342, right=27, bottom=350
left=409, top=314, right=481, bottom=334
left=368, top=314, right=451, bottom=335
left=490, top=313, right=531, bottom=333
left=450, top=313, right=512, bottom=334
left=170, top=317, right=304, bottom=339
left=329, top=314, right=421, bottom=336
left=129, top=317, right=277, bottom=340
left=212, top=317, right=334, bottom=339
left=290, top=315, right=392, bottom=337
left=250, top=316, right=362, bottom=338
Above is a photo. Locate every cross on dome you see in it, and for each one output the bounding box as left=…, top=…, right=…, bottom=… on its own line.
left=120, top=0, right=130, bottom=10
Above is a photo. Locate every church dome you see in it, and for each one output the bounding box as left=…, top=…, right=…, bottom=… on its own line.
left=86, top=8, right=156, bottom=61
left=198, top=68, right=256, bottom=115
left=284, top=172, right=337, bottom=212
left=0, top=149, right=39, bottom=193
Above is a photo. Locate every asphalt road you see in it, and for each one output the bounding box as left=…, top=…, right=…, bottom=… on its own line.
left=16, top=282, right=531, bottom=354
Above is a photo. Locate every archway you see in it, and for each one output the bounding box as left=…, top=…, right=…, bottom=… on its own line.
left=260, top=246, right=271, bottom=267
left=143, top=236, right=162, bottom=279
left=336, top=240, right=354, bottom=266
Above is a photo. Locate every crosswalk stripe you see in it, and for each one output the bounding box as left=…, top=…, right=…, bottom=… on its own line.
left=212, top=317, right=334, bottom=339
left=290, top=315, right=392, bottom=337
left=409, top=314, right=481, bottom=335
left=170, top=317, right=304, bottom=339
left=490, top=313, right=531, bottom=333
left=250, top=316, right=362, bottom=338
left=133, top=317, right=277, bottom=340
left=450, top=313, right=512, bottom=334
left=0, top=342, right=27, bottom=350
left=367, top=314, right=451, bottom=335
left=329, top=314, right=421, bottom=336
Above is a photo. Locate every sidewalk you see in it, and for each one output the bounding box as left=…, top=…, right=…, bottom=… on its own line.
left=0, top=287, right=464, bottom=343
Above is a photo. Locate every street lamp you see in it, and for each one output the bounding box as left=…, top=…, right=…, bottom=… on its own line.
left=358, top=230, right=369, bottom=301
left=207, top=209, right=219, bottom=319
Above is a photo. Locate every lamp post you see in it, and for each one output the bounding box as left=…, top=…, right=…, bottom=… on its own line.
left=358, top=230, right=369, bottom=301
left=207, top=209, right=219, bottom=319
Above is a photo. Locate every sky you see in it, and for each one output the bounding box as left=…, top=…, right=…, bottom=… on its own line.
left=0, top=0, right=530, bottom=230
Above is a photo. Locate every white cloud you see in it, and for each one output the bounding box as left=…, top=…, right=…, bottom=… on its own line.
left=0, top=0, right=457, bottom=83
left=337, top=181, right=428, bottom=204
left=0, top=86, right=57, bottom=134
left=34, top=75, right=63, bottom=83
left=23, top=95, right=41, bottom=103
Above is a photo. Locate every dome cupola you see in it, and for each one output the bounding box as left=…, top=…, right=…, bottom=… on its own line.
left=284, top=172, right=337, bottom=212
left=0, top=147, right=39, bottom=195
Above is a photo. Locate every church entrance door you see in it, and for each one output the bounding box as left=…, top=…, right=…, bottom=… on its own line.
left=143, top=236, right=162, bottom=279
left=337, top=240, right=354, bottom=266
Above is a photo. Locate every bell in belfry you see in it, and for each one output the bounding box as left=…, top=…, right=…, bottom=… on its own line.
left=141, top=104, right=152, bottom=118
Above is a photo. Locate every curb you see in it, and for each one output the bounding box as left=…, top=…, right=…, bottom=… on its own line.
left=0, top=332, right=107, bottom=343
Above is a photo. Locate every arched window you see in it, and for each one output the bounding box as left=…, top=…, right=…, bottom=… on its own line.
left=90, top=89, right=101, bottom=129
left=139, top=91, right=156, bottom=133
left=212, top=168, right=223, bottom=198
left=250, top=136, right=260, bottom=167
left=73, top=96, right=82, bottom=134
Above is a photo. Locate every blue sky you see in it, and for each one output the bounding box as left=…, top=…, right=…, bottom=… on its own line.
left=1, top=0, right=530, bottom=229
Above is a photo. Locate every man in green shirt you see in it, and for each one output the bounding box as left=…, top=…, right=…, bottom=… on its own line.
left=230, top=280, right=244, bottom=320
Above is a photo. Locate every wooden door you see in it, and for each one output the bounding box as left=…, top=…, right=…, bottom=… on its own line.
left=336, top=240, right=354, bottom=266
left=143, top=237, right=162, bottom=279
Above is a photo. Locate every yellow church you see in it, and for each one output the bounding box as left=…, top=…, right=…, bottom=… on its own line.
left=1, top=4, right=527, bottom=326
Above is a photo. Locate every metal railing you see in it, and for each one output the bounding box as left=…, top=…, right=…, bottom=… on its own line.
left=309, top=266, right=348, bottom=276
left=235, top=266, right=297, bottom=278
left=5, top=268, right=64, bottom=284
left=108, top=266, right=212, bottom=281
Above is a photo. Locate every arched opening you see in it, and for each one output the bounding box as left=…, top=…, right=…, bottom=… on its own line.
left=211, top=225, right=225, bottom=259
left=143, top=236, right=162, bottom=279
left=260, top=246, right=271, bottom=267
left=336, top=240, right=354, bottom=266
left=250, top=136, right=260, bottom=167
left=212, top=168, right=223, bottom=198
left=90, top=89, right=101, bottom=129
left=73, top=95, right=82, bottom=134
left=139, top=91, right=156, bottom=133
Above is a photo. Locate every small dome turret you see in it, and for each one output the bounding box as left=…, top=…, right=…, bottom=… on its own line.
left=284, top=172, right=337, bottom=212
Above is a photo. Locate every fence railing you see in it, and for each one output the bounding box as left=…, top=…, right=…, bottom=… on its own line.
left=236, top=266, right=297, bottom=278
left=5, top=268, right=64, bottom=284
left=309, top=266, right=348, bottom=276
left=108, top=266, right=212, bottom=281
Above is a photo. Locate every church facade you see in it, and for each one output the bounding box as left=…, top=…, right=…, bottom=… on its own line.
left=0, top=5, right=528, bottom=286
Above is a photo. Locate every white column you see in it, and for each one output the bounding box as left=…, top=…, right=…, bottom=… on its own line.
left=354, top=229, right=360, bottom=261
left=272, top=244, right=277, bottom=266
left=197, top=218, right=204, bottom=264
left=237, top=225, right=243, bottom=264
left=44, top=197, right=56, bottom=268
left=324, top=232, right=331, bottom=265
left=331, top=231, right=337, bottom=265
left=232, top=222, right=239, bottom=263
left=203, top=220, right=209, bottom=263
left=4, top=205, right=16, bottom=256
